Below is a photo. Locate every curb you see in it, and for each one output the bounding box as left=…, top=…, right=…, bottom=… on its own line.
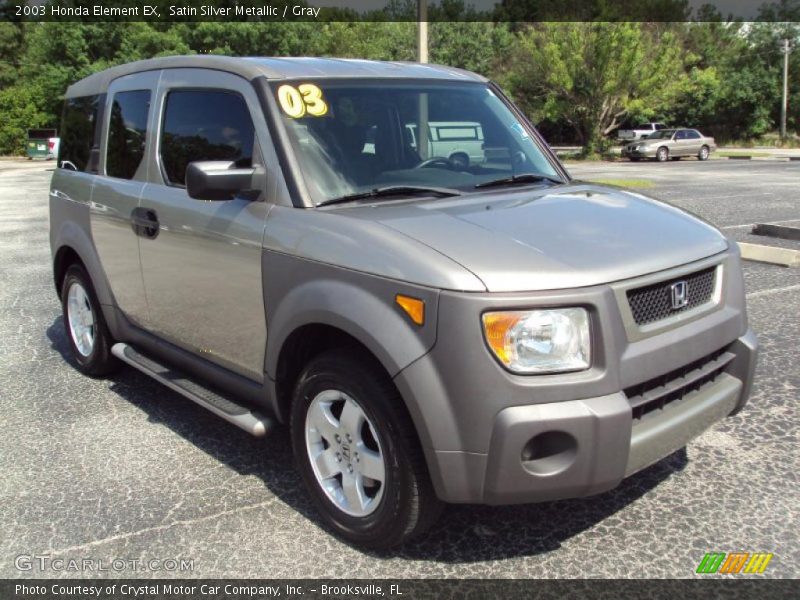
left=718, top=156, right=800, bottom=162
left=738, top=242, right=800, bottom=267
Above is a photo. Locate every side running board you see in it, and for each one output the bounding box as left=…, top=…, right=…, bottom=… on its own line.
left=111, top=343, right=272, bottom=437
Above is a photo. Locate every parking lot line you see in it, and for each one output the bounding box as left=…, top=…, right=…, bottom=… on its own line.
left=746, top=283, right=800, bottom=299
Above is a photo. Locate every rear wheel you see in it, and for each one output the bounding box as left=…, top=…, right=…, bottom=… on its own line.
left=656, top=146, right=669, bottom=162
left=449, top=152, right=469, bottom=170
left=61, top=264, right=119, bottom=376
left=698, top=145, right=710, bottom=161
left=290, top=349, right=443, bottom=548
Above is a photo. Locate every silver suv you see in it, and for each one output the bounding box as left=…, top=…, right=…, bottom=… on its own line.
left=50, top=56, right=757, bottom=548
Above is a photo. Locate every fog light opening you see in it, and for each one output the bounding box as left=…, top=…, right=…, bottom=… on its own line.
left=521, top=431, right=577, bottom=476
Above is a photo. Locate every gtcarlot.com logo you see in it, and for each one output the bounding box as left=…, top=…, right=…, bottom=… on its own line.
left=696, top=552, right=773, bottom=574
left=15, top=554, right=194, bottom=573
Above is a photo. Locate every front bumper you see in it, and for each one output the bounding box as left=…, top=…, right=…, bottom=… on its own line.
left=622, top=146, right=657, bottom=158
left=393, top=250, right=758, bottom=505
left=484, top=331, right=755, bottom=504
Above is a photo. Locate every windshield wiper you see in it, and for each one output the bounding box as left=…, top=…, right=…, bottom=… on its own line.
left=317, top=185, right=462, bottom=207
left=475, top=173, right=563, bottom=190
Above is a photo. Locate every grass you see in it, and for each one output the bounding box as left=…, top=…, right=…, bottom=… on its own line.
left=722, top=133, right=800, bottom=149
left=588, top=178, right=655, bottom=189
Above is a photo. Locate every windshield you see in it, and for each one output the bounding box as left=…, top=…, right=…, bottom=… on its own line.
left=646, top=129, right=676, bottom=139
left=271, top=80, right=561, bottom=205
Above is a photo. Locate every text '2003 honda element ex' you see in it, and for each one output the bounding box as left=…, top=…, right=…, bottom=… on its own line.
left=51, top=56, right=758, bottom=548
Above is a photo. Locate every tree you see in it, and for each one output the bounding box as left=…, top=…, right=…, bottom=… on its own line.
left=0, top=22, right=26, bottom=88
left=430, top=22, right=512, bottom=76
left=501, top=23, right=688, bottom=154
left=0, top=82, right=48, bottom=155
left=319, top=22, right=416, bottom=61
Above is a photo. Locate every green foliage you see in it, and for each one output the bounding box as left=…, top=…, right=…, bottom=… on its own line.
left=0, top=22, right=26, bottom=88
left=0, top=82, right=49, bottom=155
left=0, top=17, right=796, bottom=155
left=320, top=22, right=416, bottom=61
left=501, top=23, right=687, bottom=154
left=430, top=22, right=512, bottom=75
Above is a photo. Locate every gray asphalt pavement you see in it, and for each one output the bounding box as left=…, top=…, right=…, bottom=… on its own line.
left=1, top=159, right=797, bottom=579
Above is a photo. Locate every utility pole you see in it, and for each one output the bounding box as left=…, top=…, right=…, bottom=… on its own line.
left=781, top=38, right=790, bottom=140
left=418, top=0, right=428, bottom=64
left=417, top=0, right=429, bottom=159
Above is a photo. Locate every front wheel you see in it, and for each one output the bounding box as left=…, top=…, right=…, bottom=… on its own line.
left=290, top=350, right=443, bottom=548
left=657, top=147, right=669, bottom=162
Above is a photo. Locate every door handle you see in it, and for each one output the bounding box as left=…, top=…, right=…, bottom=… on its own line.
left=131, top=207, right=160, bottom=239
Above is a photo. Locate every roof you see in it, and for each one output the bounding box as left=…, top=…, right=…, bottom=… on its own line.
left=65, top=56, right=487, bottom=97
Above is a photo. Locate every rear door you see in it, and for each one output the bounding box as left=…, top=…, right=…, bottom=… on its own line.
left=672, top=129, right=691, bottom=156
left=90, top=71, right=157, bottom=325
left=136, top=69, right=274, bottom=382
left=685, top=129, right=703, bottom=154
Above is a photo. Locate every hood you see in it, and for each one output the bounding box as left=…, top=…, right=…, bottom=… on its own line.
left=343, top=183, right=728, bottom=292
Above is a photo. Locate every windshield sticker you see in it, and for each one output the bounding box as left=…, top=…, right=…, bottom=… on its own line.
left=510, top=123, right=529, bottom=140
left=277, top=84, right=328, bottom=118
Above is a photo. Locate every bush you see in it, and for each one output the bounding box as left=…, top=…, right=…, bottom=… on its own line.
left=0, top=84, right=49, bottom=156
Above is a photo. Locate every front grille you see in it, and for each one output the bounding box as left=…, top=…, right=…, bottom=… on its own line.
left=627, top=267, right=717, bottom=325
left=625, top=348, right=735, bottom=421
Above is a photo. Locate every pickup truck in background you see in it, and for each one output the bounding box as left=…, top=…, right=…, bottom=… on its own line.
left=617, top=122, right=668, bottom=141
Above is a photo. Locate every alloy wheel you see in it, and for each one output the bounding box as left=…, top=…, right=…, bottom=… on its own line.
left=66, top=281, right=96, bottom=357
left=304, top=390, right=386, bottom=517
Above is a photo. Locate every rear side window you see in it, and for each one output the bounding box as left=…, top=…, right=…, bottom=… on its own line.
left=59, top=95, right=102, bottom=172
left=160, top=90, right=255, bottom=186
left=687, top=130, right=701, bottom=139
left=106, top=90, right=151, bottom=180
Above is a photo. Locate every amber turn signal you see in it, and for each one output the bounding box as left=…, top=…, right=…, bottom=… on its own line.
left=396, top=294, right=425, bottom=326
left=481, top=312, right=522, bottom=364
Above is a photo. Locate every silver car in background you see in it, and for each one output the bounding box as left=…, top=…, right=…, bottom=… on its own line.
left=622, top=128, right=717, bottom=162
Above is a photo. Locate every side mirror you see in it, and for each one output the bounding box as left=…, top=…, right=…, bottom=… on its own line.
left=185, top=161, right=255, bottom=201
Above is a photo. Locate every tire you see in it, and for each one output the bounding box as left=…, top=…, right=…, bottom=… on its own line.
left=290, top=349, right=443, bottom=548
left=698, top=145, right=710, bottom=161
left=656, top=146, right=669, bottom=162
left=449, top=152, right=469, bottom=170
left=61, top=264, right=119, bottom=376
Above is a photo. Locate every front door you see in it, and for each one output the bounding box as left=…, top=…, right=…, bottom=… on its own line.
left=137, top=69, right=274, bottom=381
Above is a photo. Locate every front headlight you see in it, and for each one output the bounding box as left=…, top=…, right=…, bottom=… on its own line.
left=482, top=308, right=591, bottom=374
